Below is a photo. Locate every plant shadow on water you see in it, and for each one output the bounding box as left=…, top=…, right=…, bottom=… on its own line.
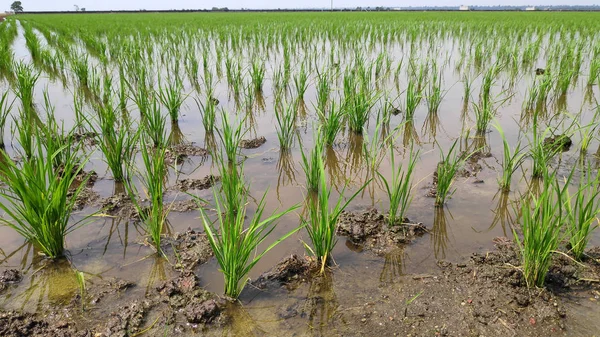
left=432, top=206, right=451, bottom=260
left=379, top=248, right=405, bottom=285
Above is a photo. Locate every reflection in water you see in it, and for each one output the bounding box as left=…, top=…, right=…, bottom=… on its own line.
left=488, top=191, right=515, bottom=236
left=101, top=217, right=129, bottom=258
left=277, top=149, right=297, bottom=201
left=422, top=110, right=441, bottom=142
left=204, top=132, right=217, bottom=155
left=379, top=248, right=405, bottom=285
left=255, top=91, right=266, bottom=112
left=4, top=257, right=79, bottom=313
left=145, top=256, right=167, bottom=297
left=304, top=270, right=337, bottom=336
left=345, top=132, right=364, bottom=179
left=402, top=119, right=420, bottom=148
left=432, top=207, right=450, bottom=260
left=168, top=120, right=185, bottom=146
left=222, top=302, right=267, bottom=336
left=325, top=146, right=345, bottom=191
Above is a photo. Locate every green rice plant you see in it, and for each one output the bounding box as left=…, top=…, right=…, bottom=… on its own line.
left=473, top=99, right=495, bottom=135
left=515, top=170, right=565, bottom=288
left=91, top=100, right=139, bottom=182
left=158, top=77, right=186, bottom=122
left=300, top=135, right=324, bottom=194
left=345, top=84, right=377, bottom=134
left=294, top=65, right=308, bottom=100
left=39, top=91, right=79, bottom=170
left=143, top=98, right=168, bottom=149
left=303, top=159, right=369, bottom=272
left=0, top=92, right=15, bottom=147
left=404, top=80, right=422, bottom=120
left=274, top=101, right=297, bottom=150
left=194, top=95, right=217, bottom=134
left=495, top=123, right=526, bottom=192
left=377, top=146, right=419, bottom=227
left=216, top=111, right=245, bottom=164
left=126, top=139, right=169, bottom=254
left=565, top=170, right=600, bottom=261
left=317, top=101, right=345, bottom=146
left=426, top=66, right=444, bottom=114
left=13, top=62, right=40, bottom=115
left=71, top=55, right=90, bottom=88
left=0, top=132, right=89, bottom=258
left=315, top=72, right=331, bottom=113
left=199, top=153, right=300, bottom=298
left=435, top=140, right=463, bottom=207
left=250, top=60, right=265, bottom=93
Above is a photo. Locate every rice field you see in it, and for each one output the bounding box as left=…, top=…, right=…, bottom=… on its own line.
left=1, top=11, right=600, bottom=335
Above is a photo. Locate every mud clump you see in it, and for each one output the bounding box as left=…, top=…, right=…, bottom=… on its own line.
left=0, top=311, right=88, bottom=337
left=337, top=208, right=427, bottom=255
left=0, top=270, right=22, bottom=293
left=240, top=136, right=267, bottom=149
left=535, top=68, right=546, bottom=75
left=252, top=255, right=314, bottom=290
left=176, top=175, right=219, bottom=192
left=99, top=300, right=153, bottom=337
left=173, top=229, right=213, bottom=271
left=98, top=193, right=139, bottom=219
left=544, top=134, right=573, bottom=153
left=166, top=143, right=208, bottom=163
left=169, top=199, right=200, bottom=212
left=185, top=299, right=221, bottom=324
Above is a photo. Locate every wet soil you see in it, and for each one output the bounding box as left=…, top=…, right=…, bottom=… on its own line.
left=166, top=143, right=208, bottom=164
left=252, top=254, right=316, bottom=290
left=240, top=136, right=267, bottom=149
left=98, top=193, right=140, bottom=219
left=0, top=269, right=21, bottom=293
left=544, top=134, right=573, bottom=153
left=175, top=174, right=219, bottom=192
left=337, top=208, right=427, bottom=255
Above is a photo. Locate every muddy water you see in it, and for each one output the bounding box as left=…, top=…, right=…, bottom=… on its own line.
left=2, top=18, right=600, bottom=334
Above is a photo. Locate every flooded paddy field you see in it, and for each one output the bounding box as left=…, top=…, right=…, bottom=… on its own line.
left=1, top=11, right=600, bottom=336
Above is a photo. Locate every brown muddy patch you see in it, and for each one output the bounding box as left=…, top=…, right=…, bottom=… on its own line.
left=0, top=269, right=21, bottom=293
left=97, top=193, right=139, bottom=219
left=252, top=254, right=315, bottom=290
left=175, top=175, right=219, bottom=192
left=166, top=143, right=208, bottom=164
left=544, top=134, right=573, bottom=153
left=337, top=208, right=427, bottom=255
left=240, top=136, right=267, bottom=149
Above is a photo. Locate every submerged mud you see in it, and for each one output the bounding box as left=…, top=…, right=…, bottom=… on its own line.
left=240, top=136, right=267, bottom=149
left=337, top=208, right=427, bottom=255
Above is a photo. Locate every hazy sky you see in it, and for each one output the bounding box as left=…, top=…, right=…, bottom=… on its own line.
left=5, top=0, right=597, bottom=11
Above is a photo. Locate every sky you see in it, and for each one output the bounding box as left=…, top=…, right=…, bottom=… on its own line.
left=5, top=0, right=598, bottom=11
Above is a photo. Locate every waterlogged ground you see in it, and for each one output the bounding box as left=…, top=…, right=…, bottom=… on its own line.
left=1, top=12, right=600, bottom=335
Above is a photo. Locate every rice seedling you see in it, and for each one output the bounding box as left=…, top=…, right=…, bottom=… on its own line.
left=303, top=157, right=369, bottom=272
left=143, top=98, right=169, bottom=149
left=90, top=100, right=139, bottom=182
left=565, top=169, right=600, bottom=261
left=250, top=60, right=265, bottom=93
left=426, top=65, right=444, bottom=114
left=377, top=146, right=419, bottom=227
left=315, top=72, right=331, bottom=113
left=495, top=124, right=526, bottom=192
left=515, top=170, right=566, bottom=288
left=217, top=111, right=245, bottom=164
left=0, top=92, right=15, bottom=147
left=126, top=138, right=169, bottom=255
left=199, top=152, right=300, bottom=298
left=0, top=131, right=89, bottom=259
left=294, top=65, right=309, bottom=100
left=300, top=135, right=324, bottom=194
left=274, top=101, right=297, bottom=150
left=158, top=77, right=186, bottom=122
left=194, top=95, right=217, bottom=134
left=13, top=62, right=40, bottom=116
left=473, top=99, right=495, bottom=135
left=345, top=84, right=377, bottom=134
left=404, top=80, right=422, bottom=120
left=435, top=140, right=464, bottom=207
left=317, top=101, right=345, bottom=146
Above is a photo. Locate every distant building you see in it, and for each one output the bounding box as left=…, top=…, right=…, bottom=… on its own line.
left=525, top=6, right=536, bottom=11
left=459, top=5, right=470, bottom=11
